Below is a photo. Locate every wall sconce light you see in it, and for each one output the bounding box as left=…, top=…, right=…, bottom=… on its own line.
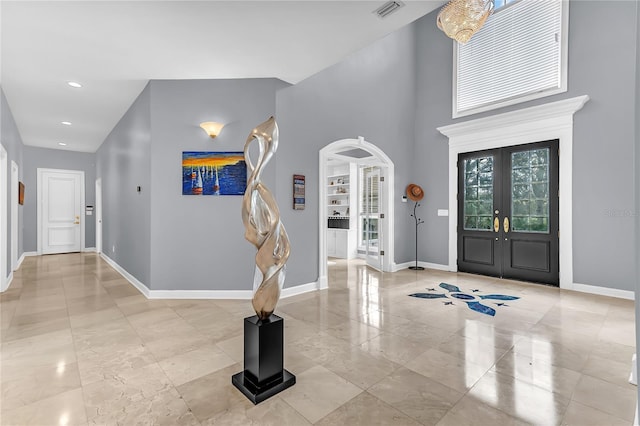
left=199, top=121, right=225, bottom=138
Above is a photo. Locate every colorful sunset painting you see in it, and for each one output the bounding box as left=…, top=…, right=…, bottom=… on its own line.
left=182, top=151, right=247, bottom=196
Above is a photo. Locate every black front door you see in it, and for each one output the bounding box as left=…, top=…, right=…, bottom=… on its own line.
left=457, top=140, right=559, bottom=286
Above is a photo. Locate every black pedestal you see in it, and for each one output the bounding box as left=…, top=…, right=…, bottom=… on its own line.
left=409, top=266, right=425, bottom=270
left=232, top=314, right=295, bottom=404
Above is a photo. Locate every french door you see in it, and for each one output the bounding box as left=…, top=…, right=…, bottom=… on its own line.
left=457, top=140, right=559, bottom=285
left=360, top=166, right=382, bottom=270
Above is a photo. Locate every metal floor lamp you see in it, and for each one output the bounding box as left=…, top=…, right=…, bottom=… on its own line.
left=406, top=184, right=425, bottom=271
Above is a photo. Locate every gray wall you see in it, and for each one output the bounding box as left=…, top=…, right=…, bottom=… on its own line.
left=96, top=85, right=152, bottom=287
left=413, top=1, right=638, bottom=290
left=634, top=0, right=639, bottom=412
left=22, top=146, right=96, bottom=252
left=148, top=78, right=287, bottom=290
left=275, top=24, right=418, bottom=286
left=38, top=0, right=639, bottom=295
left=0, top=89, right=24, bottom=278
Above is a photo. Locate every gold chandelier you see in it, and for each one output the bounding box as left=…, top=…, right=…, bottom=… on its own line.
left=437, top=0, right=495, bottom=44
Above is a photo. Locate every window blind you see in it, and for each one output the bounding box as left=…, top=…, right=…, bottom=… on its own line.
left=359, top=167, right=379, bottom=215
left=455, top=0, right=566, bottom=117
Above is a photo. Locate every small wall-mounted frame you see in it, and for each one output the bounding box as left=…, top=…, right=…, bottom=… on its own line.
left=18, top=182, right=24, bottom=205
left=293, top=174, right=305, bottom=210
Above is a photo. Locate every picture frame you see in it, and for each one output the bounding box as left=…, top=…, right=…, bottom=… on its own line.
left=182, top=152, right=247, bottom=196
left=293, top=174, right=305, bottom=210
left=18, top=182, right=24, bottom=205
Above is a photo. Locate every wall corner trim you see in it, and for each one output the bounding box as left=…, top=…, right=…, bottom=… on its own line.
left=318, top=276, right=329, bottom=290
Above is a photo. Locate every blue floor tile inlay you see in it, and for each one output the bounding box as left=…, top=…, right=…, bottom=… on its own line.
left=409, top=282, right=520, bottom=317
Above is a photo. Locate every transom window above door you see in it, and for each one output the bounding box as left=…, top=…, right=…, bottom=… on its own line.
left=454, top=0, right=568, bottom=117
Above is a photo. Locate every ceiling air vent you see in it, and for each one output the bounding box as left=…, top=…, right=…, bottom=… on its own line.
left=374, top=1, right=405, bottom=19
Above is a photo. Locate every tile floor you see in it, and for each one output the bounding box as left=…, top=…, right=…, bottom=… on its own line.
left=0, top=253, right=636, bottom=425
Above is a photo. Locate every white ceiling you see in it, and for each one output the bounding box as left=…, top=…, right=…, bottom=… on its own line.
left=1, top=1, right=443, bottom=153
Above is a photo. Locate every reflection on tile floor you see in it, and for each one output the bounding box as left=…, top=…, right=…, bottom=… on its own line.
left=0, top=254, right=636, bottom=425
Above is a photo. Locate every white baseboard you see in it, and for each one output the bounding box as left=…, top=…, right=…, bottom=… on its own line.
left=1, top=252, right=37, bottom=292
left=317, top=276, right=328, bottom=290
left=393, top=261, right=452, bottom=272
left=100, top=252, right=320, bottom=300
left=99, top=253, right=150, bottom=298
left=149, top=289, right=253, bottom=299
left=17, top=252, right=26, bottom=269
left=571, top=282, right=634, bottom=300
left=1, top=272, right=12, bottom=292
left=148, top=281, right=320, bottom=300
left=281, top=281, right=320, bottom=298
left=83, top=247, right=96, bottom=253
left=145, top=283, right=320, bottom=300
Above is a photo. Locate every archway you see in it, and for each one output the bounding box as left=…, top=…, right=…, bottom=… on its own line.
left=318, top=137, right=395, bottom=289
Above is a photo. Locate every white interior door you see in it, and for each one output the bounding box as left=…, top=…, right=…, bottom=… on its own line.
left=11, top=161, right=18, bottom=270
left=95, top=178, right=102, bottom=254
left=38, top=169, right=84, bottom=254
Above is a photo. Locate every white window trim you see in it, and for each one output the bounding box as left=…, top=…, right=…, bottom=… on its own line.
left=452, top=0, right=570, bottom=118
left=438, top=95, right=589, bottom=290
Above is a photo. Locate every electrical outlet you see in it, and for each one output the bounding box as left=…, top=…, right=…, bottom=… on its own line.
left=112, top=245, right=115, bottom=253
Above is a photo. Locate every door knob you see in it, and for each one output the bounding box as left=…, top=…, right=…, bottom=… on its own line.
left=74, top=221, right=80, bottom=224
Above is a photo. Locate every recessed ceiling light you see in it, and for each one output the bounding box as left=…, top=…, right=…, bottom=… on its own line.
left=58, top=142, right=67, bottom=146
left=61, top=121, right=72, bottom=126
left=67, top=81, right=82, bottom=88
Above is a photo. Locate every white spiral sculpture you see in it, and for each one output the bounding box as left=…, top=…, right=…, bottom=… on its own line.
left=241, top=116, right=290, bottom=320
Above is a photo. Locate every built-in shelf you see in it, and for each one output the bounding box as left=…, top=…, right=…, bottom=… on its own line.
left=326, top=165, right=356, bottom=258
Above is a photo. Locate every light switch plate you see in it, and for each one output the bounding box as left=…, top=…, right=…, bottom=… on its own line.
left=437, top=209, right=449, bottom=217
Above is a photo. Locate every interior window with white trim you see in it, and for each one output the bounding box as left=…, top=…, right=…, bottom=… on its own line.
left=358, top=166, right=380, bottom=254
left=454, top=0, right=568, bottom=118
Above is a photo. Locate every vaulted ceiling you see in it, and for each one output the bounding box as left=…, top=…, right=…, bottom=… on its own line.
left=1, top=1, right=443, bottom=152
